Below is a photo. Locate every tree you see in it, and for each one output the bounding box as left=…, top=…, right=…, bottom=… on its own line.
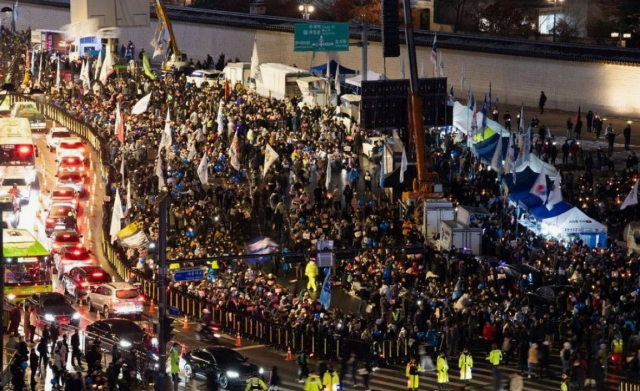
left=478, top=0, right=536, bottom=37
left=440, top=0, right=470, bottom=32
left=330, top=0, right=380, bottom=24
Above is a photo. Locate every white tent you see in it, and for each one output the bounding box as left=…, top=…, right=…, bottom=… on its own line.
left=515, top=154, right=558, bottom=179
left=345, top=70, right=385, bottom=88
left=452, top=102, right=510, bottom=137
left=541, top=207, right=607, bottom=235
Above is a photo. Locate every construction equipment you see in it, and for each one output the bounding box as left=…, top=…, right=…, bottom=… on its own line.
left=153, top=0, right=190, bottom=73
left=401, top=0, right=440, bottom=222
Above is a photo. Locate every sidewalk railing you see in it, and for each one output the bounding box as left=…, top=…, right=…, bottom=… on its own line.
left=8, top=94, right=412, bottom=364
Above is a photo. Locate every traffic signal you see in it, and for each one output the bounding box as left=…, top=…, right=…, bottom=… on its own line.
left=162, top=317, right=175, bottom=344
left=381, top=0, right=400, bottom=58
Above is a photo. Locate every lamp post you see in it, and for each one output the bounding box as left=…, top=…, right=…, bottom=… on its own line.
left=299, top=4, right=314, bottom=20
left=548, top=0, right=564, bottom=43
left=611, top=31, right=632, bottom=47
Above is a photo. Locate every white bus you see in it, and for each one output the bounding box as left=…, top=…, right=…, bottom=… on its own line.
left=0, top=118, right=38, bottom=186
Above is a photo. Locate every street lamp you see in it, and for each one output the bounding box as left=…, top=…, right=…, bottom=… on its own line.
left=612, top=31, right=632, bottom=47
left=299, top=4, right=314, bottom=20
left=548, top=0, right=564, bottom=43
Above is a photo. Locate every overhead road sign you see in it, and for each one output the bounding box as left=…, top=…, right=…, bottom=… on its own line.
left=294, top=23, right=350, bottom=52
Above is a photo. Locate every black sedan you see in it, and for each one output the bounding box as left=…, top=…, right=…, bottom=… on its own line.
left=181, top=346, right=263, bottom=389
left=85, top=318, right=147, bottom=351
left=25, top=292, right=80, bottom=327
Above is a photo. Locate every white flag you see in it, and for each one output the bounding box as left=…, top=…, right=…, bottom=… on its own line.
left=94, top=50, right=102, bottom=81
left=99, top=47, right=114, bottom=84
left=56, top=57, right=61, bottom=90
left=197, top=153, right=209, bottom=185
left=228, top=132, right=241, bottom=171
left=326, top=157, right=332, bottom=189
left=263, top=144, right=279, bottom=177
left=400, top=146, right=408, bottom=183
left=160, top=107, right=172, bottom=149
left=505, top=133, right=514, bottom=176
left=530, top=172, right=548, bottom=203
left=120, top=154, right=125, bottom=188
left=546, top=173, right=563, bottom=210
left=250, top=37, right=261, bottom=82
left=438, top=52, right=445, bottom=78
left=420, top=60, right=425, bottom=78
left=217, top=100, right=224, bottom=134
left=131, top=92, right=152, bottom=115
left=81, top=60, right=91, bottom=95
left=334, top=63, right=341, bottom=96
left=110, top=188, right=124, bottom=244
left=188, top=141, right=196, bottom=161
left=155, top=153, right=166, bottom=190
left=621, top=180, right=639, bottom=210
left=491, top=134, right=503, bottom=172
left=126, top=179, right=132, bottom=213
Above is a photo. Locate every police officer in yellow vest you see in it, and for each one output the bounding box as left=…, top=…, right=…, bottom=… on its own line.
left=611, top=335, right=624, bottom=371
left=406, top=357, right=422, bottom=391
left=459, top=347, right=474, bottom=385
left=561, top=373, right=569, bottom=391
left=245, top=371, right=267, bottom=391
left=487, top=343, right=503, bottom=391
left=304, top=371, right=323, bottom=391
left=322, top=366, right=340, bottom=391
left=437, top=351, right=449, bottom=390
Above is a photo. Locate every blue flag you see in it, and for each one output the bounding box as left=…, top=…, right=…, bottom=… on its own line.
left=319, top=268, right=332, bottom=309
left=452, top=279, right=462, bottom=301
left=481, top=94, right=488, bottom=137
left=11, top=0, right=18, bottom=33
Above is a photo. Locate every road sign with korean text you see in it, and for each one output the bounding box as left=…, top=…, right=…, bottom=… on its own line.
left=294, top=23, right=350, bottom=52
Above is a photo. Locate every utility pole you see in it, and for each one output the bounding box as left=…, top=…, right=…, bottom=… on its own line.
left=155, top=201, right=169, bottom=391
left=362, top=21, right=368, bottom=82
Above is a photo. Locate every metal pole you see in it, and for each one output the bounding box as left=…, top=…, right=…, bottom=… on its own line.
left=156, top=201, right=168, bottom=390
left=362, top=21, right=368, bottom=82
left=553, top=0, right=557, bottom=43
left=0, top=213, right=4, bottom=371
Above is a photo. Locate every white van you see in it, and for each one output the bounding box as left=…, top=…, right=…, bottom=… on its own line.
left=69, top=36, right=119, bottom=61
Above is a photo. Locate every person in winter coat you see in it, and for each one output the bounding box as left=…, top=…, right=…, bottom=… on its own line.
left=29, top=348, right=38, bottom=391
left=528, top=343, right=539, bottom=379
left=359, top=361, right=372, bottom=391
left=304, top=371, right=323, bottom=391
left=305, top=260, right=318, bottom=291
left=510, top=373, right=524, bottom=391
left=297, top=350, right=309, bottom=383
left=459, top=347, right=474, bottom=384
left=268, top=366, right=280, bottom=391
left=437, top=351, right=449, bottom=390
left=322, top=366, right=340, bottom=391
left=406, top=357, right=421, bottom=391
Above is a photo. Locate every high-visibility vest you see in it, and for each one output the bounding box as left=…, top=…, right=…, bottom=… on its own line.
left=487, top=349, right=502, bottom=366
left=612, top=339, right=624, bottom=354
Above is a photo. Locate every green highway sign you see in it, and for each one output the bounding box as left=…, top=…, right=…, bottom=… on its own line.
left=294, top=22, right=350, bottom=52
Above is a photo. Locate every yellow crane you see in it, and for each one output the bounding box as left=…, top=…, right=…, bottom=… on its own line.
left=154, top=0, right=189, bottom=73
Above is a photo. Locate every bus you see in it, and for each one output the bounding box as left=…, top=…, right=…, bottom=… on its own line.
left=3, top=229, right=52, bottom=300
left=0, top=118, right=38, bottom=186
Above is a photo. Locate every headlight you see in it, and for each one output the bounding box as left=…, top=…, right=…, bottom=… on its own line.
left=44, top=314, right=55, bottom=321
left=226, top=371, right=240, bottom=378
left=259, top=368, right=264, bottom=374
left=120, top=340, right=132, bottom=348
left=72, top=312, right=80, bottom=320
left=151, top=337, right=158, bottom=345
left=7, top=294, right=15, bottom=301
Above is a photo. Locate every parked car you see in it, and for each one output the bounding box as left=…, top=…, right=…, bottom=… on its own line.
left=45, top=127, right=72, bottom=150
left=87, top=282, right=144, bottom=319
left=86, top=318, right=147, bottom=349
left=61, top=266, right=112, bottom=304
left=24, top=292, right=80, bottom=327
left=186, top=70, right=222, bottom=88
left=181, top=346, right=263, bottom=389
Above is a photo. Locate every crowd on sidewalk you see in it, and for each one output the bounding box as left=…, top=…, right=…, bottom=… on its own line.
left=3, top=26, right=640, bottom=391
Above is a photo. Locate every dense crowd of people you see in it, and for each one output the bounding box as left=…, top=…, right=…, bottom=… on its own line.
left=3, top=26, right=640, bottom=391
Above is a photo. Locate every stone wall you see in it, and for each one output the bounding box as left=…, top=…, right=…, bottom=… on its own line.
left=3, top=0, right=639, bottom=117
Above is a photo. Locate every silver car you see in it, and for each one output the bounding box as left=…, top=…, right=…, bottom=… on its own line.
left=87, top=282, right=144, bottom=319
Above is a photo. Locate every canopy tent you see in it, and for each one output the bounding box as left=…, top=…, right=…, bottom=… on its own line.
left=529, top=201, right=572, bottom=221
left=345, top=70, right=385, bottom=87
left=309, top=60, right=357, bottom=77
left=516, top=154, right=558, bottom=179
left=452, top=102, right=511, bottom=137
left=540, top=207, right=607, bottom=247
left=504, top=167, right=540, bottom=194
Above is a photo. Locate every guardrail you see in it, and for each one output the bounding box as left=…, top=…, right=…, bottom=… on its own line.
left=8, top=94, right=413, bottom=364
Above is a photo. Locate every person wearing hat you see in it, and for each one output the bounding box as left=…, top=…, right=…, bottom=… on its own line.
left=436, top=351, right=449, bottom=390
left=304, top=370, right=323, bottom=391
left=459, top=347, right=473, bottom=384
left=406, top=357, right=421, bottom=391
left=322, top=366, right=340, bottom=391
left=245, top=371, right=267, bottom=391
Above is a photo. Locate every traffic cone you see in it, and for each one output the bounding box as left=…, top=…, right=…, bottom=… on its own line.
left=96, top=310, right=101, bottom=321
left=183, top=315, right=189, bottom=330
left=286, top=347, right=292, bottom=361
left=149, top=299, right=155, bottom=313
left=235, top=332, right=242, bottom=347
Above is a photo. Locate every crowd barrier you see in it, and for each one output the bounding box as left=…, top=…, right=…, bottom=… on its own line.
left=10, top=93, right=412, bottom=364
left=620, top=382, right=640, bottom=391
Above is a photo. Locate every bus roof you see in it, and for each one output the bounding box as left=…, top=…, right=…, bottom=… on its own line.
left=0, top=118, right=32, bottom=143
left=3, top=229, right=49, bottom=258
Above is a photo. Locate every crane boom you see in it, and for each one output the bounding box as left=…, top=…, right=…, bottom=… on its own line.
left=154, top=0, right=180, bottom=57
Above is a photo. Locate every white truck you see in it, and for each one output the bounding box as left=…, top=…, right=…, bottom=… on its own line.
left=422, top=200, right=455, bottom=243
left=222, top=62, right=251, bottom=88
left=255, top=63, right=311, bottom=100
left=439, top=220, right=482, bottom=255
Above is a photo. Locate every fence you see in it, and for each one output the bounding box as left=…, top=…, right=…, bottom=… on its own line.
left=9, top=94, right=413, bottom=364
left=620, top=382, right=640, bottom=391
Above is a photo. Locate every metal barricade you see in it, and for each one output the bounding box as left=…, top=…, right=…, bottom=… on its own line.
left=620, top=382, right=640, bottom=391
